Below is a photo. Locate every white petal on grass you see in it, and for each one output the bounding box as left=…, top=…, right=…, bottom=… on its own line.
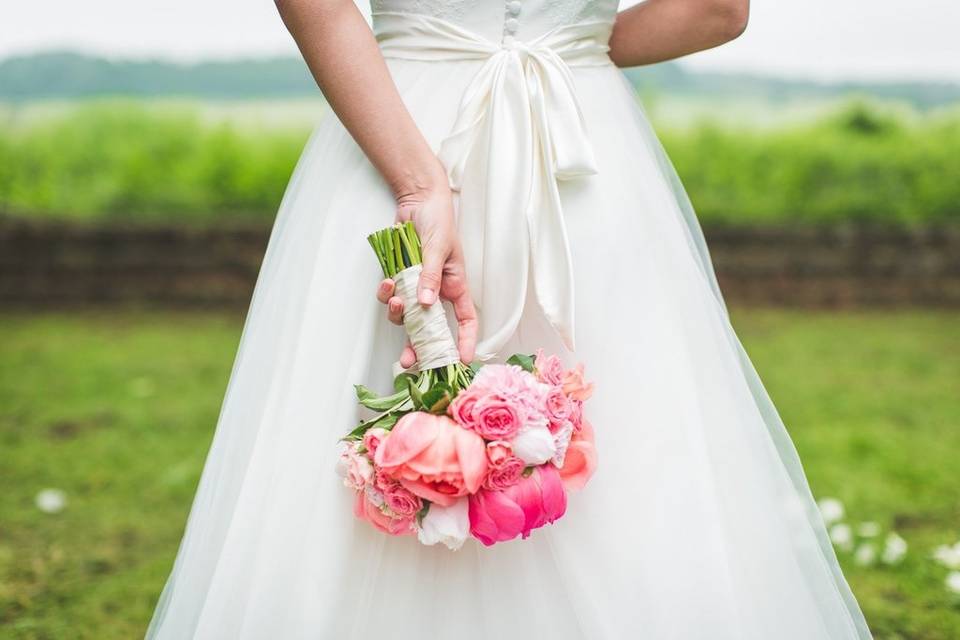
left=830, top=523, right=854, bottom=552
left=933, top=543, right=960, bottom=570
left=946, top=571, right=960, bottom=595
left=35, top=488, right=67, bottom=514
left=817, top=497, right=845, bottom=526
left=854, top=543, right=877, bottom=567
left=857, top=521, right=881, bottom=538
left=881, top=532, right=907, bottom=565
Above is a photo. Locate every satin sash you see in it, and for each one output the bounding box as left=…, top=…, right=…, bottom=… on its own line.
left=375, top=12, right=613, bottom=358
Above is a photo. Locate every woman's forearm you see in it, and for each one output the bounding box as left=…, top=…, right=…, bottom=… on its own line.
left=609, top=0, right=749, bottom=68
left=275, top=0, right=446, bottom=199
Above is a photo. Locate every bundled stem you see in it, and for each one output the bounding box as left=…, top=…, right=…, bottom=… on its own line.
left=346, top=223, right=475, bottom=441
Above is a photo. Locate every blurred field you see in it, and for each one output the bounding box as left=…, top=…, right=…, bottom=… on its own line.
left=0, top=310, right=958, bottom=639
left=1, top=98, right=958, bottom=226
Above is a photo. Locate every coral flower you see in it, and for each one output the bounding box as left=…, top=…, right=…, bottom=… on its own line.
left=374, top=413, right=488, bottom=506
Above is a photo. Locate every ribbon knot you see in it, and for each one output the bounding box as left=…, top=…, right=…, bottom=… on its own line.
left=375, top=13, right=613, bottom=359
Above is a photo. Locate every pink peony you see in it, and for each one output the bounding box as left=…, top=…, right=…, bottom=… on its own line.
left=468, top=465, right=568, bottom=546
left=374, top=413, right=488, bottom=506
left=471, top=364, right=529, bottom=397
left=534, top=349, right=565, bottom=386
left=561, top=364, right=594, bottom=402
left=472, top=396, right=524, bottom=440
left=353, top=491, right=415, bottom=536
left=558, top=419, right=597, bottom=491
left=362, top=427, right=389, bottom=458
left=383, top=483, right=423, bottom=518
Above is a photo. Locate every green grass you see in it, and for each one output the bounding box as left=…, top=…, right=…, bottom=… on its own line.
left=1, top=99, right=959, bottom=226
left=0, top=310, right=958, bottom=638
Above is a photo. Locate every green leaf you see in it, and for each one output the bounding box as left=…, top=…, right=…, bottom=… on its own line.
left=406, top=375, right=425, bottom=410
left=394, top=372, right=417, bottom=393
left=422, top=382, right=452, bottom=415
left=506, top=353, right=536, bottom=373
left=354, top=384, right=377, bottom=402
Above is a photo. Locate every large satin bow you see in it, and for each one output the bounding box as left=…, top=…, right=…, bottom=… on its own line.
left=375, top=12, right=612, bottom=358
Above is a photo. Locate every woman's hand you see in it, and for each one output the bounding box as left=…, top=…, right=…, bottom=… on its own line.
left=376, top=182, right=477, bottom=368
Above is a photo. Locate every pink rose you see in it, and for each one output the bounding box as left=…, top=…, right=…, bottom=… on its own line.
left=558, top=419, right=597, bottom=491
left=383, top=483, right=423, bottom=518
left=362, top=427, right=389, bottom=457
left=534, top=349, right=565, bottom=385
left=485, top=440, right=513, bottom=465
left=354, top=491, right=415, bottom=536
left=472, top=396, right=523, bottom=440
left=469, top=465, right=567, bottom=546
left=482, top=455, right=526, bottom=491
left=449, top=387, right=481, bottom=430
left=544, top=387, right=572, bottom=432
left=561, top=364, right=594, bottom=402
left=374, top=413, right=488, bottom=506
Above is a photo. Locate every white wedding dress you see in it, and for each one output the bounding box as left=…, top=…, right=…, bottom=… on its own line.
left=146, top=1, right=872, bottom=638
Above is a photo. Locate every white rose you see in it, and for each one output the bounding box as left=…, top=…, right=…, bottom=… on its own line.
left=417, top=498, right=470, bottom=550
left=510, top=422, right=557, bottom=465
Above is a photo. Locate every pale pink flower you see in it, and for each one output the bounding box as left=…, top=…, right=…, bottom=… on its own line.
left=534, top=349, right=565, bottom=385
left=337, top=443, right=373, bottom=491
left=362, top=427, right=389, bottom=458
left=485, top=440, right=513, bottom=465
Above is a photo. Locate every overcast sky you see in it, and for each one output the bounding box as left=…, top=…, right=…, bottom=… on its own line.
left=2, top=0, right=959, bottom=82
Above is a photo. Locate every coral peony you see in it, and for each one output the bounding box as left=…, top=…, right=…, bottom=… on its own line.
left=374, top=413, right=487, bottom=506
left=468, top=465, right=567, bottom=546
left=561, top=364, right=594, bottom=401
left=558, top=420, right=597, bottom=490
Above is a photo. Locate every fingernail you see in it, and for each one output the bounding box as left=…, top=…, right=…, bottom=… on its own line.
left=420, top=288, right=436, bottom=304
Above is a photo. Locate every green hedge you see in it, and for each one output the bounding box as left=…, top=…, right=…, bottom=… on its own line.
left=1, top=100, right=958, bottom=225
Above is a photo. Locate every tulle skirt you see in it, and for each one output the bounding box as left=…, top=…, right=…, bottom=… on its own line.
left=146, top=58, right=872, bottom=639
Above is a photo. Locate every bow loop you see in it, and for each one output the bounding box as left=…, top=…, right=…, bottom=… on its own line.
left=376, top=13, right=613, bottom=358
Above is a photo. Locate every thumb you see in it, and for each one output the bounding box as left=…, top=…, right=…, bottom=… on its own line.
left=417, top=244, right=445, bottom=305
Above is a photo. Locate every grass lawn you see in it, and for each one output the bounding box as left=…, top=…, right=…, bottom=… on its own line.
left=0, top=310, right=958, bottom=639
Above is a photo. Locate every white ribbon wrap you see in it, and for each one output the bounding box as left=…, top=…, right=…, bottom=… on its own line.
left=394, top=265, right=462, bottom=371
left=375, top=13, right=612, bottom=359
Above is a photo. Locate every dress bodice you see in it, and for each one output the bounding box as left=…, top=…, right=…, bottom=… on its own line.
left=371, top=0, right=619, bottom=45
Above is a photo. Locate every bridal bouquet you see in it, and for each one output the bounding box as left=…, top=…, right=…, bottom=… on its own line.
left=337, top=223, right=597, bottom=549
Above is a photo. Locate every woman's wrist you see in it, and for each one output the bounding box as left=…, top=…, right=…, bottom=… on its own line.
left=389, top=156, right=450, bottom=206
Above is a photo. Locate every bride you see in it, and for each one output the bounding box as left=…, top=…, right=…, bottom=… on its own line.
left=146, top=0, right=872, bottom=637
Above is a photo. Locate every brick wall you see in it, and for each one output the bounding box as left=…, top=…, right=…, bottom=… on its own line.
left=2, top=220, right=958, bottom=309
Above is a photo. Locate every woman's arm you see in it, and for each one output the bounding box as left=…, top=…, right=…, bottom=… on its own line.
left=275, top=0, right=477, bottom=364
left=609, top=0, right=749, bottom=68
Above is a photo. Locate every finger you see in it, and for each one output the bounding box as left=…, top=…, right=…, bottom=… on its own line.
left=450, top=285, right=478, bottom=364
left=387, top=296, right=404, bottom=326
left=399, top=342, right=417, bottom=369
left=417, top=245, right=446, bottom=306
left=376, top=278, right=395, bottom=305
